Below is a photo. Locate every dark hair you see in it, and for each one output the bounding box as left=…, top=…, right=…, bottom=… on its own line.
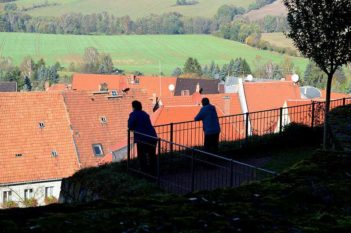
left=132, top=100, right=142, bottom=111
left=201, top=97, right=210, bottom=106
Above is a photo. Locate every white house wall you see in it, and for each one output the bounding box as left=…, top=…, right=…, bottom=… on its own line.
left=0, top=180, right=62, bottom=208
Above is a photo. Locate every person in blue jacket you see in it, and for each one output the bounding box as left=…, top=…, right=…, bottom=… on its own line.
left=128, top=100, right=158, bottom=174
left=195, top=98, right=221, bottom=154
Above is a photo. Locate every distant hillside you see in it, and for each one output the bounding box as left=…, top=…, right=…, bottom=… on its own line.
left=0, top=0, right=255, bottom=18
left=261, top=32, right=296, bottom=51
left=0, top=33, right=308, bottom=75
left=243, top=0, right=287, bottom=21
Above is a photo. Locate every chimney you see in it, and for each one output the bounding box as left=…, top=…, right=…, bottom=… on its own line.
left=223, top=96, right=231, bottom=115
left=195, top=82, right=200, bottom=93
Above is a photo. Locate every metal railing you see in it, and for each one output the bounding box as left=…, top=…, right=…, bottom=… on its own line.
left=127, top=131, right=276, bottom=194
left=154, top=97, right=351, bottom=149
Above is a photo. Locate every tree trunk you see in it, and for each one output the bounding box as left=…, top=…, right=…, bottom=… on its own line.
left=323, top=73, right=333, bottom=150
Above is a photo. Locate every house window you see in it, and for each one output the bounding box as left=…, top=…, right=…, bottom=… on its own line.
left=24, top=188, right=33, bottom=200
left=92, top=144, right=104, bottom=156
left=3, top=191, right=12, bottom=203
left=100, top=116, right=108, bottom=124
left=45, top=187, right=54, bottom=197
left=39, top=122, right=45, bottom=129
left=181, top=90, right=190, bottom=96
left=51, top=150, right=58, bottom=157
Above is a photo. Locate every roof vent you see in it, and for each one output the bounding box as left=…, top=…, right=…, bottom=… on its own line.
left=100, top=116, right=108, bottom=124
left=15, top=153, right=23, bottom=157
left=51, top=150, right=58, bottom=157
left=39, top=122, right=45, bottom=129
left=111, top=90, right=118, bottom=97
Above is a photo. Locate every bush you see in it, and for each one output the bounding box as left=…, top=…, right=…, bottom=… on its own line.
left=44, top=196, right=58, bottom=205
left=1, top=200, right=18, bottom=208
left=23, top=197, right=38, bottom=207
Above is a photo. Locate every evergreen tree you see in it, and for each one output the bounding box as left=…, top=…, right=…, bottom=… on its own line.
left=172, top=67, right=183, bottom=76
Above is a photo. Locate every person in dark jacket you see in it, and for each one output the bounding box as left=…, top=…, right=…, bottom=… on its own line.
left=195, top=98, right=221, bottom=154
left=128, top=100, right=158, bottom=174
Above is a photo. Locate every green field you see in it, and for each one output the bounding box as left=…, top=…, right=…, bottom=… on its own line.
left=0, top=0, right=255, bottom=18
left=261, top=32, right=296, bottom=50
left=0, top=32, right=308, bottom=75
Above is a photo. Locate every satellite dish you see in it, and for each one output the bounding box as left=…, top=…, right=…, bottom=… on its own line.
left=168, top=84, right=175, bottom=92
left=246, top=74, right=253, bottom=82
left=292, top=74, right=299, bottom=83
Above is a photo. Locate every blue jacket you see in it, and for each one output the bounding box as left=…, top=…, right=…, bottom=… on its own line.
left=194, top=104, right=221, bottom=135
left=128, top=110, right=157, bottom=143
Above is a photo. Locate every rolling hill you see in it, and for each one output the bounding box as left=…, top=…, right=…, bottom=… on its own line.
left=261, top=32, right=296, bottom=51
left=0, top=32, right=308, bottom=75
left=242, top=0, right=287, bottom=21
left=0, top=0, right=255, bottom=18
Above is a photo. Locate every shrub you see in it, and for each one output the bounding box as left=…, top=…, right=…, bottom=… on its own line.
left=44, top=196, right=58, bottom=205
left=23, top=197, right=38, bottom=207
left=2, top=200, right=18, bottom=208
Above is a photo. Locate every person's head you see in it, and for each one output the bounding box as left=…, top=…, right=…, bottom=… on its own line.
left=132, top=100, right=142, bottom=111
left=201, top=97, right=210, bottom=106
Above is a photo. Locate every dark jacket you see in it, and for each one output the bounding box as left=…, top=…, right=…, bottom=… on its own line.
left=128, top=110, right=157, bottom=143
left=194, top=104, right=221, bottom=135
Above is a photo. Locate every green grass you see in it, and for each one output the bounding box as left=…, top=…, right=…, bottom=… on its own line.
left=261, top=32, right=296, bottom=50
left=262, top=146, right=316, bottom=172
left=0, top=0, right=255, bottom=18
left=0, top=32, right=308, bottom=75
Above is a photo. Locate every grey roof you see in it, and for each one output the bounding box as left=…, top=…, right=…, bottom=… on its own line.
left=174, top=78, right=219, bottom=96
left=0, top=82, right=17, bottom=92
left=300, top=86, right=322, bottom=99
left=225, top=76, right=240, bottom=86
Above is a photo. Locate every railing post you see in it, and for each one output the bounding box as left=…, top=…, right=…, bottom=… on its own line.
left=311, top=101, right=315, bottom=128
left=127, top=130, right=131, bottom=170
left=191, top=150, right=195, bottom=192
left=230, top=160, right=234, bottom=187
left=279, top=107, right=283, bottom=133
left=170, top=123, right=174, bottom=154
left=343, top=98, right=346, bottom=106
left=157, top=138, right=161, bottom=186
left=245, top=112, right=249, bottom=142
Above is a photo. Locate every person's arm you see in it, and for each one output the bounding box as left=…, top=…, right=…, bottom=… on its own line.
left=128, top=112, right=136, bottom=130
left=194, top=108, right=205, bottom=121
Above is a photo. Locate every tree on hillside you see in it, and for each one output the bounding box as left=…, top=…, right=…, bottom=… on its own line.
left=183, top=57, right=202, bottom=76
left=283, top=0, right=351, bottom=149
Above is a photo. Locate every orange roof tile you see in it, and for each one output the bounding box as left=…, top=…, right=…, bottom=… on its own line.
left=47, top=83, right=71, bottom=91
left=62, top=89, right=153, bottom=168
left=244, top=81, right=301, bottom=135
left=71, top=73, right=177, bottom=98
left=72, top=73, right=126, bottom=91
left=320, top=90, right=351, bottom=100
left=0, top=92, right=80, bottom=184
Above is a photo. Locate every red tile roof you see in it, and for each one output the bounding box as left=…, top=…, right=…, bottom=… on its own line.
left=71, top=73, right=177, bottom=98
left=244, top=81, right=301, bottom=135
left=62, top=89, right=152, bottom=168
left=153, top=93, right=244, bottom=147
left=320, top=90, right=351, bottom=100
left=0, top=92, right=80, bottom=184
left=46, top=83, right=71, bottom=91
left=244, top=81, right=301, bottom=112
left=72, top=73, right=125, bottom=91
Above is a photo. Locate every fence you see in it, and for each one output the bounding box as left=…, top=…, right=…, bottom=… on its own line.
left=127, top=131, right=276, bottom=194
left=154, top=97, right=351, bottom=149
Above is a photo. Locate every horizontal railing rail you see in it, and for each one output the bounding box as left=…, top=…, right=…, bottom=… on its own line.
left=154, top=97, right=351, bottom=149
left=127, top=131, right=276, bottom=194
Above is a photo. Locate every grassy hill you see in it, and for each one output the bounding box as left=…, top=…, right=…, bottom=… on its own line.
left=261, top=32, right=296, bottom=51
left=0, top=33, right=308, bottom=75
left=0, top=0, right=255, bottom=18
left=242, top=0, right=287, bottom=21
